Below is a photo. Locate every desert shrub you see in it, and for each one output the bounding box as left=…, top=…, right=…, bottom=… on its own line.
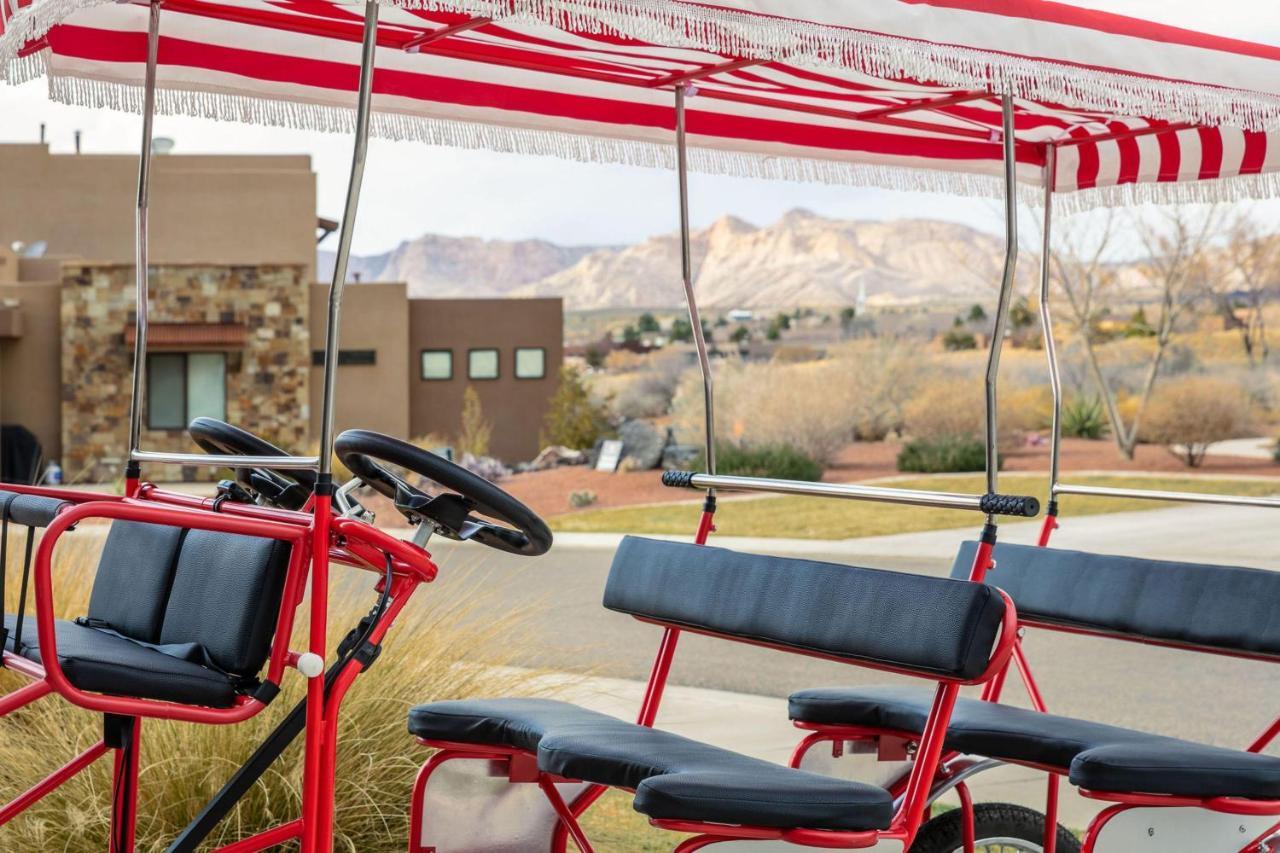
left=0, top=527, right=549, bottom=851
left=694, top=442, right=822, bottom=481
left=1002, top=385, right=1053, bottom=435
left=543, top=366, right=613, bottom=450
left=942, top=329, right=977, bottom=351
left=902, top=382, right=1023, bottom=451
left=1061, top=396, right=1107, bottom=439
left=896, top=436, right=989, bottom=473
left=672, top=361, right=850, bottom=464
left=771, top=345, right=822, bottom=363
left=1140, top=376, right=1253, bottom=467
left=826, top=341, right=924, bottom=441
left=569, top=490, right=598, bottom=509
left=455, top=385, right=492, bottom=458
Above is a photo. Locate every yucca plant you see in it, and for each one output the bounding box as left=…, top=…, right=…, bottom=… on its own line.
left=1061, top=396, right=1108, bottom=440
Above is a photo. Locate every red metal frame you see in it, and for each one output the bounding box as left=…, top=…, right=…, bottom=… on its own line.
left=0, top=479, right=439, bottom=853
left=789, top=511, right=1280, bottom=853
left=407, top=509, right=1018, bottom=851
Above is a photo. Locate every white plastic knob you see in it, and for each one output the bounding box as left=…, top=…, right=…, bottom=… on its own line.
left=296, top=652, right=325, bottom=679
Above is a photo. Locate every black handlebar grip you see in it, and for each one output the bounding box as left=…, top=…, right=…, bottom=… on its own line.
left=661, top=470, right=697, bottom=488
left=980, top=493, right=1041, bottom=518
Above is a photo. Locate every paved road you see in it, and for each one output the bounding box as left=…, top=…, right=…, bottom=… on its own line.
left=418, top=504, right=1280, bottom=753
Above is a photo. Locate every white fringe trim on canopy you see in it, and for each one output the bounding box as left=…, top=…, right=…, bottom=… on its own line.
left=41, top=72, right=1280, bottom=211
left=3, top=0, right=1280, bottom=131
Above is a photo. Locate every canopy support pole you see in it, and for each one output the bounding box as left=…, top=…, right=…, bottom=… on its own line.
left=1038, top=145, right=1062, bottom=521
left=317, top=0, right=379, bottom=480
left=675, top=85, right=716, bottom=483
left=124, top=0, right=162, bottom=488
left=982, top=92, right=1019, bottom=521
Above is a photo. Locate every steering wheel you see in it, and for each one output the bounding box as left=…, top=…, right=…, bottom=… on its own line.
left=335, top=429, right=552, bottom=557
left=188, top=417, right=316, bottom=511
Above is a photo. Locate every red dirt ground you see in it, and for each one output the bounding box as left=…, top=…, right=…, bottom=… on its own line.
left=489, top=437, right=1280, bottom=520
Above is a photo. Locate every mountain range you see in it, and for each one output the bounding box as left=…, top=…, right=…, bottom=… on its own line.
left=319, top=210, right=1016, bottom=309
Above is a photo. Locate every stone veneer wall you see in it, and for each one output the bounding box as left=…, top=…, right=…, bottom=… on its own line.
left=60, top=263, right=309, bottom=482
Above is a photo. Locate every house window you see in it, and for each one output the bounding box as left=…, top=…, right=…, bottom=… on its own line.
left=468, top=348, right=499, bottom=380
left=147, top=352, right=227, bottom=430
left=421, top=349, right=453, bottom=380
left=312, top=349, right=377, bottom=367
left=514, top=347, right=546, bottom=379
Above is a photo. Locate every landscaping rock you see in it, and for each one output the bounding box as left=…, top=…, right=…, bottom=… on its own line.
left=619, top=419, right=667, bottom=470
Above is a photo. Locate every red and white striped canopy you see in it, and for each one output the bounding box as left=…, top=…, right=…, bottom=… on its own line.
left=3, top=0, right=1280, bottom=208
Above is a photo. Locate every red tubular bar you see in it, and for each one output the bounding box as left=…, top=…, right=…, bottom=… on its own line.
left=539, top=777, right=596, bottom=853
left=302, top=489, right=334, bottom=853
left=0, top=740, right=108, bottom=826
left=0, top=676, right=51, bottom=716
left=27, top=499, right=304, bottom=724
left=956, top=780, right=975, bottom=853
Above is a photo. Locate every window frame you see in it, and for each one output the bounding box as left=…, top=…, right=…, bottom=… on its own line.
left=513, top=346, right=547, bottom=380
left=467, top=347, right=501, bottom=381
left=420, top=348, right=454, bottom=381
left=146, top=351, right=228, bottom=431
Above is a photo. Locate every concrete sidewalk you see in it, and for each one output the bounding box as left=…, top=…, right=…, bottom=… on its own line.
left=551, top=671, right=1102, bottom=830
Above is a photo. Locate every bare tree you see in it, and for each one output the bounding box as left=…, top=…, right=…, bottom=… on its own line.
left=1218, top=208, right=1280, bottom=365
left=1051, top=206, right=1221, bottom=460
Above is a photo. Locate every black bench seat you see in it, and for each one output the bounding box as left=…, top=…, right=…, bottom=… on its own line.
left=3, top=615, right=240, bottom=707
left=790, top=685, right=1280, bottom=801
left=410, top=697, right=895, bottom=831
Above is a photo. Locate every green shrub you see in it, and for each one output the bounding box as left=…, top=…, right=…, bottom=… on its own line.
left=694, top=442, right=823, bottom=481
left=942, top=329, right=977, bottom=351
left=1061, top=396, right=1107, bottom=439
left=542, top=366, right=613, bottom=450
left=896, top=436, right=989, bottom=473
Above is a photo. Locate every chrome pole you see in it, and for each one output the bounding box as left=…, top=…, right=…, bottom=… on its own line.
left=1054, top=483, right=1280, bottom=510
left=1039, top=145, right=1063, bottom=497
left=318, top=0, right=379, bottom=478
left=983, top=92, right=1019, bottom=505
left=675, top=85, right=716, bottom=480
left=126, top=0, right=162, bottom=462
left=671, top=473, right=1039, bottom=516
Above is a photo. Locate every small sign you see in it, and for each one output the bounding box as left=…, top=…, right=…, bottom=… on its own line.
left=596, top=440, right=624, bottom=472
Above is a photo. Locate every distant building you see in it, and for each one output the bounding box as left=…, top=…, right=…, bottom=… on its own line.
left=727, top=308, right=754, bottom=322
left=0, top=142, right=561, bottom=480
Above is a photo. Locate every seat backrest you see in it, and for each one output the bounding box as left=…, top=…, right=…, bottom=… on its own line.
left=87, top=521, right=187, bottom=643
left=951, top=541, right=1280, bottom=660
left=604, top=536, right=1007, bottom=681
left=87, top=521, right=291, bottom=679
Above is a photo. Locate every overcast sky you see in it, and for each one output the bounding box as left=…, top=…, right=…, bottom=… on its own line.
left=2, top=1, right=1278, bottom=255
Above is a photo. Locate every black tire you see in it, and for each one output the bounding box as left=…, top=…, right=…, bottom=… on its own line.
left=910, top=802, right=1080, bottom=853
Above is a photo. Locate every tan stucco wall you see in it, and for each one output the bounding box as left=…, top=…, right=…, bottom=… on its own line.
left=409, top=298, right=563, bottom=463
left=0, top=144, right=317, bottom=278
left=308, top=282, right=411, bottom=440
left=0, top=280, right=62, bottom=459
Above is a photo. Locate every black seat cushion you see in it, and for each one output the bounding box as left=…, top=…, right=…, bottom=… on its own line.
left=87, top=521, right=187, bottom=643
left=951, top=541, right=1280, bottom=659
left=4, top=614, right=238, bottom=707
left=789, top=685, right=1280, bottom=800
left=158, top=529, right=291, bottom=677
left=410, top=697, right=893, bottom=831
left=605, top=537, right=1007, bottom=680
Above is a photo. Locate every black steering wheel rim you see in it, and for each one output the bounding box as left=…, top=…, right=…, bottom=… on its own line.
left=188, top=417, right=316, bottom=510
left=335, top=429, right=552, bottom=557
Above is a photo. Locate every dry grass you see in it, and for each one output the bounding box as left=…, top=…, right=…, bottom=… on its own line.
left=0, top=527, right=550, bottom=852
